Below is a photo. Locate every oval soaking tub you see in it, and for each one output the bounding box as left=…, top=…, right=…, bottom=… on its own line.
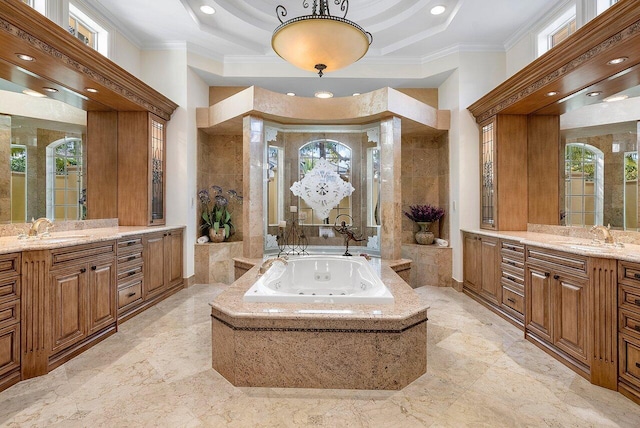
left=243, top=255, right=394, bottom=304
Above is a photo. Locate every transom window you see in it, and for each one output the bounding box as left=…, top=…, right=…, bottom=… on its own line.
left=597, top=0, right=619, bottom=15
left=537, top=5, right=577, bottom=57
left=68, top=3, right=109, bottom=56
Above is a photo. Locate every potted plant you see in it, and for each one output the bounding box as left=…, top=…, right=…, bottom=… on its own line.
left=198, top=185, right=243, bottom=242
left=404, top=204, right=445, bottom=245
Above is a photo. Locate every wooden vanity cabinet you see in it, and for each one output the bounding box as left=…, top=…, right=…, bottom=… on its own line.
left=0, top=253, right=21, bottom=392
left=525, top=246, right=589, bottom=375
left=500, top=240, right=526, bottom=326
left=118, top=112, right=167, bottom=226
left=48, top=242, right=117, bottom=366
left=143, top=228, right=183, bottom=301
left=479, top=115, right=528, bottom=231
left=116, top=235, right=144, bottom=322
left=462, top=232, right=501, bottom=312
left=618, top=260, right=640, bottom=404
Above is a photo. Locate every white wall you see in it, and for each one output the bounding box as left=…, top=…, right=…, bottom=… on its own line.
left=140, top=48, right=196, bottom=279
left=438, top=51, right=507, bottom=282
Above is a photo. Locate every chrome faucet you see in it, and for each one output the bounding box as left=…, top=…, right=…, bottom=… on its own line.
left=257, top=257, right=288, bottom=277
left=28, top=217, right=53, bottom=238
left=590, top=224, right=615, bottom=244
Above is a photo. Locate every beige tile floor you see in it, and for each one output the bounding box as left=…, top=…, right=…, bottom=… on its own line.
left=1, top=284, right=640, bottom=427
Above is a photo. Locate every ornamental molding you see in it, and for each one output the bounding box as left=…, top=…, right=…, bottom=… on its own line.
left=475, top=19, right=640, bottom=123
left=0, top=15, right=175, bottom=120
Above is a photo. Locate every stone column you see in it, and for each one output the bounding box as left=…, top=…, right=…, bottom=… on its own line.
left=380, top=117, right=402, bottom=260
left=0, top=115, right=10, bottom=223
left=243, top=115, right=264, bottom=258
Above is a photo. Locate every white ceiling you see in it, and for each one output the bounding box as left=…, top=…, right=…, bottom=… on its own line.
left=83, top=0, right=564, bottom=96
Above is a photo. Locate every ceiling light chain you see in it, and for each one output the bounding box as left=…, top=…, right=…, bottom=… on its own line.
left=273, top=0, right=372, bottom=77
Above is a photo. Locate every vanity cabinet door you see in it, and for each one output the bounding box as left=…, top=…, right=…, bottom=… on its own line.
left=144, top=233, right=166, bottom=299
left=165, top=229, right=183, bottom=289
left=50, top=266, right=87, bottom=354
left=479, top=237, right=500, bottom=304
left=463, top=233, right=482, bottom=291
left=526, top=266, right=552, bottom=342
left=87, top=259, right=117, bottom=336
left=553, top=272, right=588, bottom=364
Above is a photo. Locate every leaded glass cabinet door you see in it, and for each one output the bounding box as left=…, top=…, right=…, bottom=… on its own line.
left=481, top=119, right=496, bottom=229
left=149, top=114, right=166, bottom=225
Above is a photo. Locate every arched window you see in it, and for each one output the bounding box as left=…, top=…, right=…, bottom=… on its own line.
left=564, top=142, right=604, bottom=226
left=297, top=140, right=352, bottom=225
left=46, top=137, right=84, bottom=220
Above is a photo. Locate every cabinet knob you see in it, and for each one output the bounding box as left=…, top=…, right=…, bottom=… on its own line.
left=544, top=272, right=550, bottom=278
left=127, top=241, right=135, bottom=246
left=635, top=299, right=640, bottom=306
left=80, top=268, right=86, bottom=273
left=634, top=325, right=640, bottom=332
left=127, top=292, right=137, bottom=298
left=128, top=256, right=136, bottom=262
left=507, top=276, right=515, bottom=282
left=128, top=271, right=136, bottom=277
left=91, top=266, right=97, bottom=270
left=553, top=274, right=560, bottom=280
left=634, top=273, right=640, bottom=280
left=636, top=362, right=640, bottom=369
left=507, top=298, right=516, bottom=304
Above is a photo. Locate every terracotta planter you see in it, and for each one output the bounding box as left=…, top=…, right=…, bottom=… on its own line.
left=209, top=228, right=225, bottom=243
left=415, top=222, right=434, bottom=245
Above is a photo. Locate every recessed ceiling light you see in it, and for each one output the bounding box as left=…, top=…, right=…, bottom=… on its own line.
left=22, top=89, right=46, bottom=98
left=430, top=5, right=446, bottom=15
left=607, top=57, right=628, bottom=65
left=200, top=5, right=215, bottom=15
left=16, top=53, right=34, bottom=61
left=286, top=92, right=296, bottom=96
left=42, top=87, right=58, bottom=93
left=352, top=93, right=361, bottom=96
left=314, top=91, right=333, bottom=99
left=85, top=88, right=98, bottom=93
left=545, top=91, right=559, bottom=97
left=604, top=94, right=629, bottom=102
left=586, top=91, right=602, bottom=97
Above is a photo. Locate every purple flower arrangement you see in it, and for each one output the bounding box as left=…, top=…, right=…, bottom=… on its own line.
left=198, top=185, right=243, bottom=239
left=404, top=204, right=445, bottom=223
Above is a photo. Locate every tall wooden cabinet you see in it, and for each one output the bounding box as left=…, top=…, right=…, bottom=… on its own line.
left=479, top=115, right=528, bottom=231
left=0, top=253, right=21, bottom=391
left=118, top=112, right=167, bottom=226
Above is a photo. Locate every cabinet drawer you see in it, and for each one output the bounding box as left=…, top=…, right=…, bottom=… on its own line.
left=501, top=257, right=525, bottom=271
left=0, top=276, right=19, bottom=303
left=51, top=241, right=116, bottom=268
left=117, top=265, right=143, bottom=282
left=619, top=334, right=640, bottom=388
left=0, top=323, right=20, bottom=377
left=0, top=300, right=20, bottom=329
left=619, top=283, right=640, bottom=314
left=502, top=285, right=524, bottom=315
left=118, top=280, right=143, bottom=310
left=620, top=308, right=640, bottom=341
left=117, top=251, right=143, bottom=268
left=501, top=265, right=524, bottom=287
left=118, top=236, right=142, bottom=250
left=0, top=253, right=20, bottom=278
left=526, top=246, right=587, bottom=277
left=619, top=260, right=640, bottom=287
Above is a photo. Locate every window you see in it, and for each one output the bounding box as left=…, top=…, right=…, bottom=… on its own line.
left=537, top=5, right=577, bottom=57
left=68, top=3, right=109, bottom=56
left=20, top=0, right=46, bottom=14
left=564, top=143, right=603, bottom=227
left=267, top=146, right=284, bottom=226
left=46, top=137, right=84, bottom=221
left=596, top=0, right=619, bottom=15
left=297, top=140, right=352, bottom=225
left=10, top=145, right=27, bottom=222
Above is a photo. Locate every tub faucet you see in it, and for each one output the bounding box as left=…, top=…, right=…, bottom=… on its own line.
left=590, top=224, right=615, bottom=244
left=257, top=257, right=288, bottom=277
left=28, top=217, right=53, bottom=238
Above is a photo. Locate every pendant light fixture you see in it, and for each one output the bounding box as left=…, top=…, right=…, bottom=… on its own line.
left=272, top=0, right=373, bottom=77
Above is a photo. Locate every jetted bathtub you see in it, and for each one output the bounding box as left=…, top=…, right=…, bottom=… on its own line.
left=243, top=255, right=394, bottom=304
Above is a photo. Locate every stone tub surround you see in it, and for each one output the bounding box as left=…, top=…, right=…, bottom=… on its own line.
left=402, top=244, right=452, bottom=288
left=211, top=259, right=428, bottom=389
left=194, top=241, right=243, bottom=285
left=0, top=224, right=185, bottom=255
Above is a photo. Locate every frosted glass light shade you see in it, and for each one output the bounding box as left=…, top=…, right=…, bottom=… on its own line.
left=272, top=17, right=370, bottom=75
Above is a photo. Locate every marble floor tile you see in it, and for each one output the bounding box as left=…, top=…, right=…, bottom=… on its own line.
left=1, top=284, right=639, bottom=427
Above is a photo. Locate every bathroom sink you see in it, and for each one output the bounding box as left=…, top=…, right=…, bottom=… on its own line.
left=35, top=234, right=90, bottom=244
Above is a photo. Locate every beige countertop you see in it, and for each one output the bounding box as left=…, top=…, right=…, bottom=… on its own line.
left=211, top=258, right=428, bottom=332
left=0, top=225, right=185, bottom=255
left=463, top=229, right=640, bottom=263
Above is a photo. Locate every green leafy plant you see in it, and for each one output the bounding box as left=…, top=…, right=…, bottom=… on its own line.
left=198, top=186, right=243, bottom=239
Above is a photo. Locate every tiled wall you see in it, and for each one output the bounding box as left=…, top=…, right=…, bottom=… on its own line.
left=401, top=132, right=449, bottom=243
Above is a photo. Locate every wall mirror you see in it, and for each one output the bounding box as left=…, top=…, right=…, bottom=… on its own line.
left=560, top=120, right=639, bottom=230
left=264, top=124, right=381, bottom=253
left=0, top=77, right=88, bottom=224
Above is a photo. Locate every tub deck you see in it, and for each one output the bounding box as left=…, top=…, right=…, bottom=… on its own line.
left=210, top=258, right=428, bottom=390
